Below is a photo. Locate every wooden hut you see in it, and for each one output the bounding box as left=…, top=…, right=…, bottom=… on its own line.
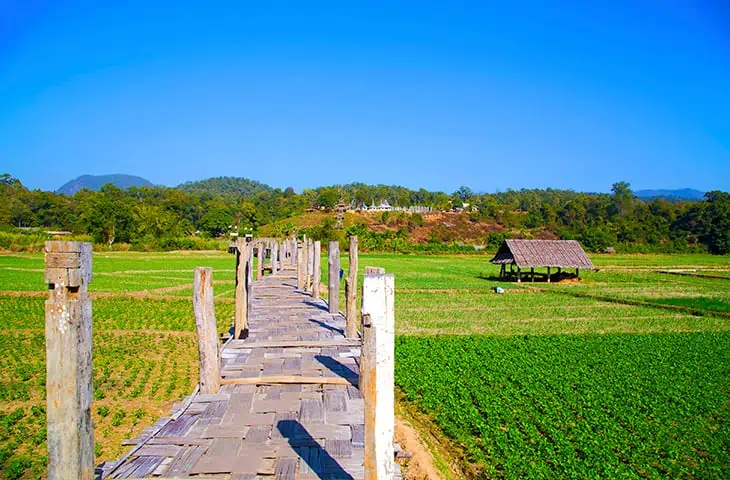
left=490, top=239, right=594, bottom=282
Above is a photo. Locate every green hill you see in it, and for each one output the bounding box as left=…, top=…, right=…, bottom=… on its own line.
left=177, top=176, right=274, bottom=197
left=57, top=174, right=154, bottom=195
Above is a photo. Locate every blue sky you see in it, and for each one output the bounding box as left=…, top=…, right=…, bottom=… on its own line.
left=1, top=1, right=729, bottom=193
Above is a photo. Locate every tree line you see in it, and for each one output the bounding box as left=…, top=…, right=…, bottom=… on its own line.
left=1, top=174, right=728, bottom=254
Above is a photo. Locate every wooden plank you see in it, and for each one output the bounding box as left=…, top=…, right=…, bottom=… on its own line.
left=208, top=438, right=242, bottom=456
left=45, top=241, right=94, bottom=480
left=220, top=376, right=355, bottom=386
left=193, top=267, right=221, bottom=394
left=345, top=235, right=358, bottom=337
left=135, top=445, right=183, bottom=457
left=274, top=457, right=297, bottom=480
left=299, top=399, right=324, bottom=424
left=327, top=241, right=340, bottom=313
left=227, top=339, right=361, bottom=349
left=163, top=445, right=207, bottom=477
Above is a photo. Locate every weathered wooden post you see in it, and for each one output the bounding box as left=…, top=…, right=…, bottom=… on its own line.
left=345, top=235, right=359, bottom=338
left=328, top=241, right=340, bottom=313
left=279, top=241, right=285, bottom=271
left=193, top=267, right=221, bottom=394
left=246, top=243, right=254, bottom=321
left=257, top=241, right=264, bottom=280
left=234, top=238, right=251, bottom=339
left=297, top=241, right=305, bottom=290
left=307, top=239, right=314, bottom=292
left=361, top=272, right=395, bottom=480
left=312, top=241, right=322, bottom=299
left=271, top=240, right=279, bottom=275
left=547, top=267, right=551, bottom=283
left=45, top=241, right=94, bottom=480
left=291, top=236, right=298, bottom=266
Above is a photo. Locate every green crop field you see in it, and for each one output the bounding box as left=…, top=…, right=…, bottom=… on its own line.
left=0, top=251, right=729, bottom=478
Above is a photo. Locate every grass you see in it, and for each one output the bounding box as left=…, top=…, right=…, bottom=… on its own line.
left=0, top=249, right=729, bottom=478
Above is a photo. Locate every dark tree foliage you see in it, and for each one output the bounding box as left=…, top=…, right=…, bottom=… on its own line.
left=0, top=175, right=728, bottom=254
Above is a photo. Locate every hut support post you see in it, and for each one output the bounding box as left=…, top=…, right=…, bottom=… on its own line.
left=517, top=267, right=521, bottom=283
left=312, top=241, right=322, bottom=299
left=576, top=268, right=580, bottom=279
left=361, top=273, right=395, bottom=480
left=531, top=267, right=535, bottom=282
left=547, top=267, right=551, bottom=283
left=328, top=241, right=340, bottom=313
left=345, top=235, right=359, bottom=338
left=45, top=241, right=94, bottom=480
left=193, top=267, right=220, bottom=395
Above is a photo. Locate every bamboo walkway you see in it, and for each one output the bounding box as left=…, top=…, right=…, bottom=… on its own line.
left=100, top=268, right=400, bottom=479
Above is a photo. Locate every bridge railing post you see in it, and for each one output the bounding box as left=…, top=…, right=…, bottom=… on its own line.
left=45, top=240, right=94, bottom=480
left=297, top=241, right=305, bottom=290
left=361, top=272, right=395, bottom=480
left=312, top=241, right=322, bottom=299
left=271, top=240, right=278, bottom=275
left=193, top=267, right=221, bottom=394
left=345, top=235, right=359, bottom=338
left=234, top=238, right=251, bottom=339
left=256, top=241, right=264, bottom=280
left=307, top=239, right=314, bottom=292
left=328, top=241, right=340, bottom=313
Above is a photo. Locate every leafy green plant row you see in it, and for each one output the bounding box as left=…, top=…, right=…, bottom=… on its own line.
left=395, top=334, right=730, bottom=479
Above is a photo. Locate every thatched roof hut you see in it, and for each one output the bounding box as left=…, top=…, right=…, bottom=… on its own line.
left=490, top=239, right=594, bottom=282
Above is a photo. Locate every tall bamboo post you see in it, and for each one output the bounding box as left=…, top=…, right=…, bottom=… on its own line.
left=345, top=235, right=359, bottom=338
left=361, top=272, right=395, bottom=480
left=256, top=241, right=264, bottom=280
left=271, top=240, right=278, bottom=275
left=193, top=267, right=221, bottom=394
left=45, top=241, right=94, bottom=480
left=328, top=241, right=340, bottom=313
left=312, top=241, right=322, bottom=299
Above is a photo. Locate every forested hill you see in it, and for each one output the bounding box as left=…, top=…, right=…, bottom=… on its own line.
left=177, top=176, right=275, bottom=197
left=2, top=173, right=729, bottom=255
left=57, top=174, right=153, bottom=195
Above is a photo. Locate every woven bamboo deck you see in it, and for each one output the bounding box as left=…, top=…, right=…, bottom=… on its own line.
left=100, top=269, right=399, bottom=479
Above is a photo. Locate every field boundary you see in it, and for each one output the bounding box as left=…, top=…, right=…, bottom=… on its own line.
left=538, top=287, right=730, bottom=319
left=657, top=270, right=730, bottom=280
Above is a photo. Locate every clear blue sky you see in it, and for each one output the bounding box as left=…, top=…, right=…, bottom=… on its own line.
left=2, top=1, right=729, bottom=193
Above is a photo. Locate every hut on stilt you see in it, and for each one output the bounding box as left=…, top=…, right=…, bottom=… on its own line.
left=490, top=239, right=594, bottom=283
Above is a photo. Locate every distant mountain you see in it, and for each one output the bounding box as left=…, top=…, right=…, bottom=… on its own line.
left=635, top=188, right=705, bottom=201
left=177, top=176, right=274, bottom=197
left=57, top=174, right=154, bottom=195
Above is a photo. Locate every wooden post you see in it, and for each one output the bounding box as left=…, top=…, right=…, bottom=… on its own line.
left=306, top=239, right=314, bottom=292
left=271, top=240, right=278, bottom=275
left=345, top=235, right=359, bottom=338
left=45, top=241, right=94, bottom=480
left=531, top=267, right=535, bottom=282
left=234, top=239, right=250, bottom=339
left=517, top=267, right=521, bottom=283
left=279, top=241, right=285, bottom=271
left=547, top=267, right=551, bottom=283
left=312, top=241, right=322, bottom=299
left=246, top=243, right=254, bottom=322
left=576, top=268, right=580, bottom=279
left=328, top=241, right=340, bottom=313
left=193, top=267, right=221, bottom=394
left=361, top=273, right=395, bottom=480
left=290, top=236, right=297, bottom=266
left=297, top=241, right=305, bottom=290
left=256, top=242, right=264, bottom=280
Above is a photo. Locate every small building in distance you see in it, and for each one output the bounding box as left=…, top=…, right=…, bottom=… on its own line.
left=490, top=239, right=595, bottom=282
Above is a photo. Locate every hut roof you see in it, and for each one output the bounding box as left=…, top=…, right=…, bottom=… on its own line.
left=490, top=239, right=594, bottom=269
